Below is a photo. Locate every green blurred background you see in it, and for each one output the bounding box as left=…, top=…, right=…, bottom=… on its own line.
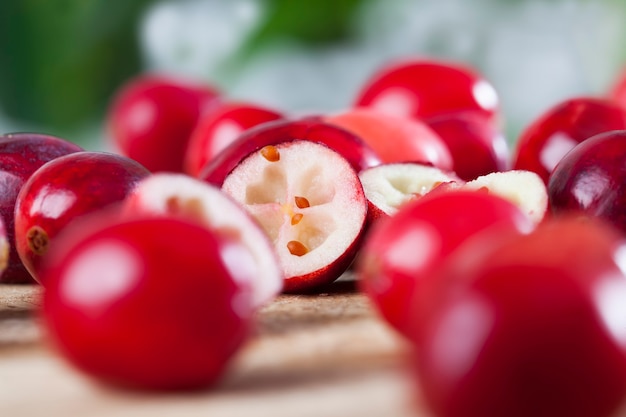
left=1, top=0, right=625, bottom=149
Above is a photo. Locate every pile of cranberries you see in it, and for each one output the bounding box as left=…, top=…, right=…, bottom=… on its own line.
left=3, top=57, right=626, bottom=415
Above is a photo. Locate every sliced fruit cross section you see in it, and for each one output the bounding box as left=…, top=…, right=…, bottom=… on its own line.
left=222, top=140, right=368, bottom=292
left=358, top=162, right=461, bottom=221
left=463, top=170, right=548, bottom=224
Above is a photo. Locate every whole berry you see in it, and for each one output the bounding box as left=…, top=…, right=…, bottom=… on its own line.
left=108, top=75, right=220, bottom=173
left=42, top=214, right=255, bottom=390
left=0, top=133, right=83, bottom=283
left=14, top=151, right=150, bottom=282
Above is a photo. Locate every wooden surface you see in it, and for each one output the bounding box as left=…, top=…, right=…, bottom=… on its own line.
left=0, top=277, right=430, bottom=417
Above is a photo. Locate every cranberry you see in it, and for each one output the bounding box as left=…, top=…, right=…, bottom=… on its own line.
left=548, top=130, right=626, bottom=233
left=199, top=118, right=381, bottom=186
left=0, top=133, right=83, bottom=283
left=325, top=108, right=453, bottom=170
left=426, top=110, right=509, bottom=181
left=354, top=58, right=500, bottom=123
left=184, top=101, right=284, bottom=177
left=14, top=151, right=150, bottom=282
left=0, top=218, right=10, bottom=280
left=122, top=172, right=283, bottom=307
left=107, top=75, right=220, bottom=173
left=220, top=140, right=368, bottom=292
left=357, top=162, right=461, bottom=223
left=357, top=190, right=533, bottom=338
left=414, top=217, right=626, bottom=417
left=512, top=97, right=626, bottom=184
left=42, top=214, right=254, bottom=390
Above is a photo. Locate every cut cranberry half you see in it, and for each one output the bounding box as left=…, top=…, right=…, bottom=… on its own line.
left=221, top=140, right=368, bottom=292
left=199, top=118, right=381, bottom=186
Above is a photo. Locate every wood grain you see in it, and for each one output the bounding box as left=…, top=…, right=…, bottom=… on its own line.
left=0, top=281, right=430, bottom=417
left=0, top=285, right=42, bottom=349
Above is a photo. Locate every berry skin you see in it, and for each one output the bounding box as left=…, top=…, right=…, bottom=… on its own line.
left=426, top=110, right=509, bottom=181
left=0, top=133, right=83, bottom=283
left=355, top=58, right=500, bottom=123
left=41, top=215, right=255, bottom=391
left=414, top=218, right=626, bottom=417
left=357, top=190, right=533, bottom=338
left=184, top=101, right=283, bottom=177
left=107, top=75, right=220, bottom=173
left=549, top=130, right=626, bottom=234
left=326, top=108, right=453, bottom=170
left=14, top=151, right=150, bottom=282
left=512, top=97, right=626, bottom=184
left=122, top=172, right=283, bottom=308
left=200, top=118, right=381, bottom=187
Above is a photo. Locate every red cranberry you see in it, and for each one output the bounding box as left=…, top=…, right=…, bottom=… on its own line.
left=512, top=97, right=626, bottom=184
left=357, top=190, right=532, bottom=338
left=426, top=110, right=509, bottom=181
left=548, top=130, right=626, bottom=233
left=199, top=118, right=381, bottom=186
left=14, top=151, right=150, bottom=282
left=42, top=214, right=254, bottom=390
left=354, top=58, right=500, bottom=124
left=414, top=218, right=626, bottom=417
left=107, top=75, right=220, bottom=173
left=0, top=133, right=83, bottom=283
left=184, top=101, right=283, bottom=177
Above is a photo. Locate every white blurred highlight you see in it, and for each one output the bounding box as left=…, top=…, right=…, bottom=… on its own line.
left=141, top=0, right=262, bottom=78
left=61, top=240, right=142, bottom=311
left=428, top=292, right=493, bottom=383
left=594, top=244, right=626, bottom=349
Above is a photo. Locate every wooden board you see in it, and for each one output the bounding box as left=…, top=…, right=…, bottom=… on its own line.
left=0, top=277, right=430, bottom=417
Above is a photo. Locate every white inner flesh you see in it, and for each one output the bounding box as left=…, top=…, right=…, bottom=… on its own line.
left=464, top=170, right=548, bottom=224
left=131, top=173, right=283, bottom=308
left=359, top=163, right=459, bottom=215
left=222, top=141, right=367, bottom=280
